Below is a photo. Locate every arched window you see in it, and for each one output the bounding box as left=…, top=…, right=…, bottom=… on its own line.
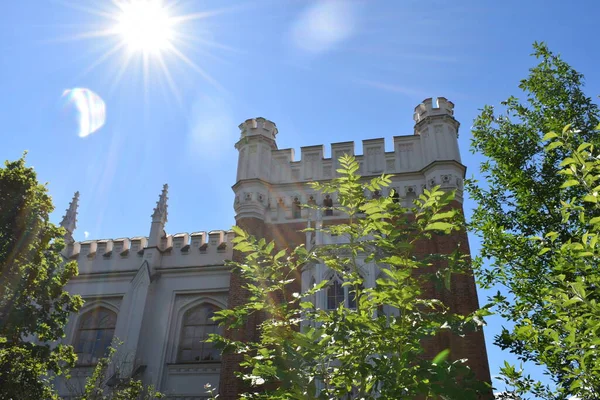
left=327, top=278, right=345, bottom=310
left=326, top=275, right=364, bottom=310
left=178, top=304, right=222, bottom=363
left=74, top=307, right=117, bottom=365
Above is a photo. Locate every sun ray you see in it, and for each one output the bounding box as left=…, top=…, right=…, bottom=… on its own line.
left=107, top=51, right=135, bottom=96
left=167, top=44, right=223, bottom=91
left=175, top=31, right=246, bottom=54
left=156, top=52, right=183, bottom=106
left=77, top=41, right=127, bottom=80
left=143, top=52, right=150, bottom=105
left=52, top=0, right=118, bottom=20
left=168, top=6, right=241, bottom=24
left=43, top=28, right=118, bottom=44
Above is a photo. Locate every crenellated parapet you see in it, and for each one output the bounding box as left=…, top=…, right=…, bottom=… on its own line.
left=66, top=230, right=235, bottom=275
left=413, top=97, right=455, bottom=124
left=233, top=98, right=466, bottom=223
left=238, top=117, right=278, bottom=141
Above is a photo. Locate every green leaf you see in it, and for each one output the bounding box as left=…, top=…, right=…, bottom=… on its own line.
left=583, top=194, right=598, bottom=203
left=538, top=247, right=551, bottom=256
left=577, top=142, right=592, bottom=153
left=424, top=222, right=455, bottom=232
left=542, top=131, right=559, bottom=141
left=432, top=349, right=450, bottom=365
left=560, top=180, right=580, bottom=188
left=430, top=210, right=456, bottom=222
left=545, top=141, right=563, bottom=152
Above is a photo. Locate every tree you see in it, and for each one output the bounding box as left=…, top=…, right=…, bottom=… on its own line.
left=211, top=155, right=490, bottom=399
left=70, top=343, right=162, bottom=400
left=0, top=155, right=83, bottom=399
left=466, top=43, right=600, bottom=398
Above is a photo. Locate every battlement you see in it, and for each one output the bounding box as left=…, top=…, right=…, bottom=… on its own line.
left=268, top=133, right=454, bottom=183
left=234, top=98, right=466, bottom=222
left=238, top=117, right=278, bottom=141
left=413, top=97, right=455, bottom=123
left=66, top=230, right=234, bottom=274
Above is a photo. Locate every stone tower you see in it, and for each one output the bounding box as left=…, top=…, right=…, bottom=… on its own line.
left=219, top=99, right=491, bottom=398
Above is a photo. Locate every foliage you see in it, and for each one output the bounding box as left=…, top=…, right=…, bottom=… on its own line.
left=0, top=155, right=83, bottom=399
left=72, top=343, right=162, bottom=400
left=467, top=43, right=600, bottom=399
left=496, top=126, right=600, bottom=399
left=210, top=155, right=490, bottom=399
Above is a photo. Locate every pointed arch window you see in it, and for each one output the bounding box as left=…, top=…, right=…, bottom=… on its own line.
left=326, top=275, right=364, bottom=310
left=327, top=278, right=345, bottom=309
left=74, top=307, right=117, bottom=365
left=178, top=304, right=222, bottom=363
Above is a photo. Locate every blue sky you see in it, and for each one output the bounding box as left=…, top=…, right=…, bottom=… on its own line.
left=2, top=0, right=599, bottom=393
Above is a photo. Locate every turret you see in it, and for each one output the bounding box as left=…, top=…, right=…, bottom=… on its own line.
left=413, top=97, right=465, bottom=201
left=149, top=184, right=168, bottom=248
left=413, top=97, right=461, bottom=166
left=60, top=191, right=79, bottom=244
left=233, top=117, right=278, bottom=221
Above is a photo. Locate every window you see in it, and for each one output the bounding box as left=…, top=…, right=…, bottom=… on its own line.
left=292, top=197, right=302, bottom=219
left=74, top=307, right=117, bottom=365
left=323, top=195, right=333, bottom=216
left=177, top=304, right=222, bottom=363
left=326, top=275, right=364, bottom=310
left=327, top=278, right=345, bottom=309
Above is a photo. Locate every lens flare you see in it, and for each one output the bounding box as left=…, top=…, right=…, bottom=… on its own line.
left=62, top=88, right=106, bottom=137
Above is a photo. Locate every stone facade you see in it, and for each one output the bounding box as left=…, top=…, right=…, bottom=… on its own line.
left=57, top=97, right=490, bottom=399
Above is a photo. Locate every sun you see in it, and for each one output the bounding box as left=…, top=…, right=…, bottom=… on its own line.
left=53, top=0, right=241, bottom=100
left=115, top=0, right=175, bottom=55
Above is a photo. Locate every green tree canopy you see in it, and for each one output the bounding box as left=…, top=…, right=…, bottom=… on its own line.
left=467, top=43, right=600, bottom=398
left=0, top=155, right=83, bottom=399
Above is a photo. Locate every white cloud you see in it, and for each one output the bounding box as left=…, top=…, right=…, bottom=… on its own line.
left=62, top=88, right=106, bottom=138
left=289, top=0, right=360, bottom=55
left=84, top=231, right=90, bottom=239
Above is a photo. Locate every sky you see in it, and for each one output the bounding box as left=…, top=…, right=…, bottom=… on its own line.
left=1, top=0, right=599, bottom=395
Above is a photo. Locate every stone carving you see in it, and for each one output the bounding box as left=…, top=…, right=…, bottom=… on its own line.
left=291, top=169, right=300, bottom=181
left=386, top=159, right=395, bottom=171
left=366, top=147, right=383, bottom=173
left=397, top=143, right=413, bottom=152
left=174, top=294, right=203, bottom=311
left=304, top=153, right=319, bottom=179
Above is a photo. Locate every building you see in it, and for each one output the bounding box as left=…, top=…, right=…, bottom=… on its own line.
left=56, top=97, right=491, bottom=399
